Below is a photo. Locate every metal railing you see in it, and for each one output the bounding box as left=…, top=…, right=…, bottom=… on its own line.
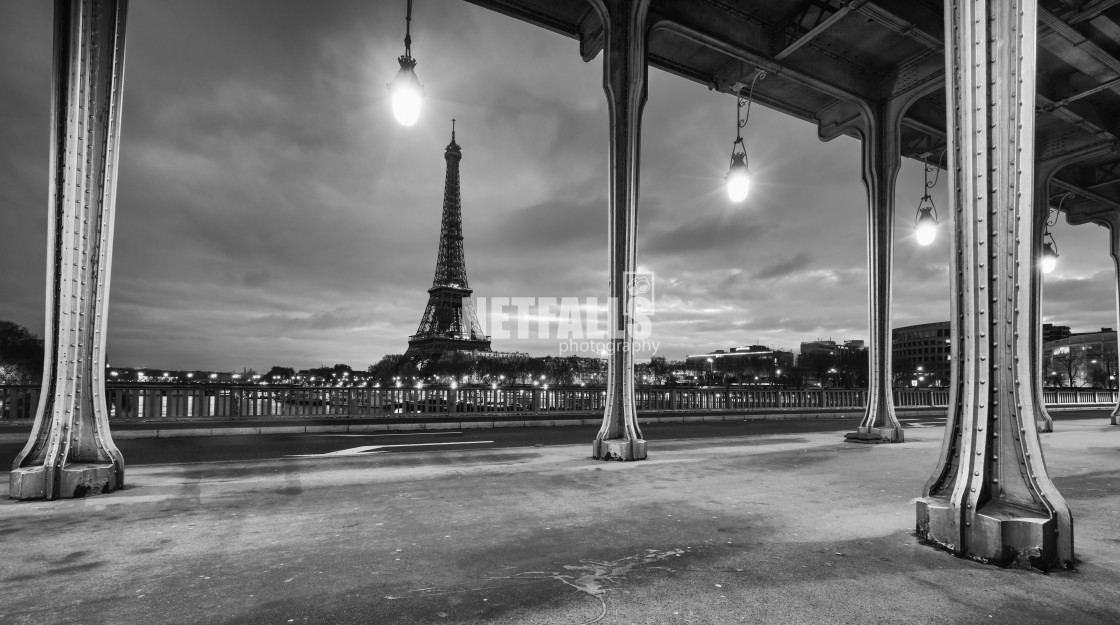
left=0, top=385, right=1115, bottom=421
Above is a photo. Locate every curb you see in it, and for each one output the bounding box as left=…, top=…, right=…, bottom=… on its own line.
left=0, top=410, right=892, bottom=441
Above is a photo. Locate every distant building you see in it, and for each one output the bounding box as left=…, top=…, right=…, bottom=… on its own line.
left=686, top=345, right=794, bottom=383
left=797, top=339, right=868, bottom=387
left=799, top=340, right=838, bottom=359
left=1043, top=323, right=1072, bottom=343
left=1043, top=328, right=1117, bottom=388
left=892, top=321, right=951, bottom=387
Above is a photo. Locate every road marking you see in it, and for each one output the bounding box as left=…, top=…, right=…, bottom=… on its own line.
left=288, top=440, right=493, bottom=457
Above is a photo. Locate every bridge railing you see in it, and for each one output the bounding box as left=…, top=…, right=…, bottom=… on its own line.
left=0, top=385, right=1115, bottom=421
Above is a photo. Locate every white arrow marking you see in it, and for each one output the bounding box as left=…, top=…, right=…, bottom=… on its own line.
left=288, top=440, right=493, bottom=458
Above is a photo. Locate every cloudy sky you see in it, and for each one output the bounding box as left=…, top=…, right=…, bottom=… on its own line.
left=0, top=0, right=1115, bottom=372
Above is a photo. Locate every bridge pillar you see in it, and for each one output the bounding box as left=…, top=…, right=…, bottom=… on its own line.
left=1030, top=154, right=1098, bottom=433
left=843, top=98, right=906, bottom=444
left=916, top=0, right=1073, bottom=570
left=10, top=0, right=129, bottom=500
left=1050, top=145, right=1120, bottom=424
left=1030, top=169, right=1054, bottom=432
left=589, top=0, right=650, bottom=461
left=1111, top=224, right=1120, bottom=425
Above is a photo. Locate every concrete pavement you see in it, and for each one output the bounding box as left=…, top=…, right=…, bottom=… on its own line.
left=2, top=418, right=1119, bottom=624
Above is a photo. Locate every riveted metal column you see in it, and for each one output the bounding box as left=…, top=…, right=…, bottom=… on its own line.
left=10, top=0, right=128, bottom=500
left=589, top=0, right=649, bottom=461
left=916, top=0, right=1073, bottom=570
left=845, top=100, right=905, bottom=444
left=1111, top=223, right=1120, bottom=424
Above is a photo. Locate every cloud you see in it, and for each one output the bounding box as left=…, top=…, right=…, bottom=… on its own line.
left=751, top=253, right=814, bottom=280
left=1, top=1, right=1117, bottom=369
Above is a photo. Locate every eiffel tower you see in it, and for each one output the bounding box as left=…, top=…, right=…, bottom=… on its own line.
left=405, top=120, right=492, bottom=361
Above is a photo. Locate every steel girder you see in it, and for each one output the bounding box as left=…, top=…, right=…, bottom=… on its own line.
left=917, top=0, right=1073, bottom=570
left=10, top=0, right=128, bottom=500
left=590, top=0, right=649, bottom=461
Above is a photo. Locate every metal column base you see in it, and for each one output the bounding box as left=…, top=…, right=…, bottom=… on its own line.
left=1111, top=410, right=1120, bottom=426
left=9, top=463, right=121, bottom=500
left=592, top=438, right=647, bottom=461
left=844, top=426, right=904, bottom=444
left=916, top=497, right=1064, bottom=571
left=1037, top=419, right=1054, bottom=433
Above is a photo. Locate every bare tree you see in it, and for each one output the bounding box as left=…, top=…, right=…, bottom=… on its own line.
left=0, top=321, right=43, bottom=384
left=1050, top=347, right=1086, bottom=388
left=1085, top=344, right=1119, bottom=389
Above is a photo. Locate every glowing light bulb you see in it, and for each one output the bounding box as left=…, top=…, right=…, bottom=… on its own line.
left=914, top=207, right=937, bottom=246
left=1041, top=242, right=1058, bottom=274
left=915, top=223, right=936, bottom=245
left=726, top=155, right=750, bottom=203
left=918, top=222, right=936, bottom=247
left=389, top=58, right=423, bottom=127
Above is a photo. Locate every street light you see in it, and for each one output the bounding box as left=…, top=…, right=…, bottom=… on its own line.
left=914, top=152, right=943, bottom=246
left=388, top=0, right=424, bottom=126
left=1041, top=238, right=1059, bottom=274
left=914, top=207, right=937, bottom=246
left=1042, top=193, right=1072, bottom=274
left=725, top=71, right=765, bottom=203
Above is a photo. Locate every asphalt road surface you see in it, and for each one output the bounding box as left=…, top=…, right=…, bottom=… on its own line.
left=0, top=410, right=1110, bottom=467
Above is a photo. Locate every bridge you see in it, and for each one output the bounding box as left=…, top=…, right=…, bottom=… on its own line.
left=9, top=0, right=1120, bottom=573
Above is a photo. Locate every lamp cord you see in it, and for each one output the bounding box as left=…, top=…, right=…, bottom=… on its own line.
left=924, top=148, right=947, bottom=191
left=404, top=0, right=413, bottom=58
left=1048, top=192, right=1074, bottom=228
left=736, top=70, right=766, bottom=142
